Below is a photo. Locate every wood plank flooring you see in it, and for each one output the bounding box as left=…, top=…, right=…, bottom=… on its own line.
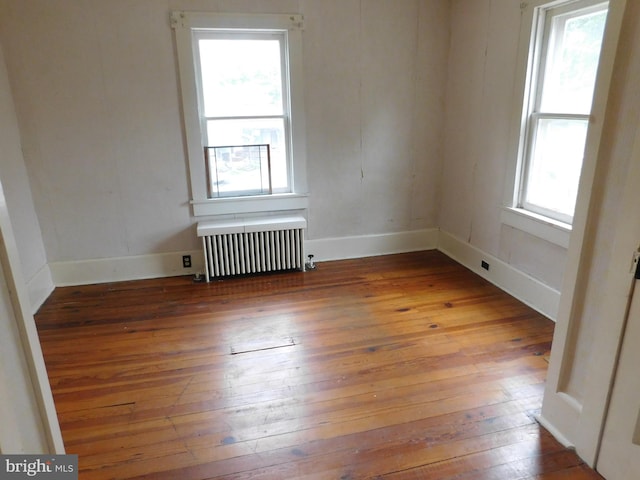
left=34, top=251, right=603, bottom=479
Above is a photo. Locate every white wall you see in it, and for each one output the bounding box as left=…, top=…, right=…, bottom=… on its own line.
left=0, top=39, right=52, bottom=311
left=304, top=0, right=448, bottom=238
left=0, top=0, right=194, bottom=265
left=439, top=0, right=567, bottom=292
left=0, top=0, right=449, bottom=282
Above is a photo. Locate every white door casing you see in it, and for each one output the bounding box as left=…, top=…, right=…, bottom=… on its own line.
left=0, top=176, right=64, bottom=453
left=591, top=98, right=640, bottom=478
left=597, top=272, right=640, bottom=479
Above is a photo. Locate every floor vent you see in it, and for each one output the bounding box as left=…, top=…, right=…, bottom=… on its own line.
left=197, top=216, right=306, bottom=280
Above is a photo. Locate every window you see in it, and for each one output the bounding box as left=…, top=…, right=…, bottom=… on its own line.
left=171, top=12, right=308, bottom=216
left=514, top=0, right=608, bottom=226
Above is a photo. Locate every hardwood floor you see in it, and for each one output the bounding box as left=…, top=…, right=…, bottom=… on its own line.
left=35, top=251, right=602, bottom=479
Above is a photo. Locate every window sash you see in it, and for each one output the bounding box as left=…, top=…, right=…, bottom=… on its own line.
left=520, top=113, right=590, bottom=224
left=193, top=30, right=292, bottom=198
left=535, top=2, right=608, bottom=115
left=517, top=0, right=607, bottom=225
left=193, top=31, right=288, bottom=119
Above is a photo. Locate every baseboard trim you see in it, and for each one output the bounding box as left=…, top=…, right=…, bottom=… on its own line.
left=305, top=228, right=439, bottom=262
left=46, top=229, right=562, bottom=323
left=437, top=230, right=560, bottom=321
left=50, top=250, right=204, bottom=287
left=48, top=230, right=439, bottom=287
left=26, top=264, right=54, bottom=313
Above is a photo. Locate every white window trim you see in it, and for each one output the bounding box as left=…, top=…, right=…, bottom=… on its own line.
left=503, top=0, right=619, bottom=248
left=171, top=11, right=308, bottom=217
left=501, top=206, right=571, bottom=248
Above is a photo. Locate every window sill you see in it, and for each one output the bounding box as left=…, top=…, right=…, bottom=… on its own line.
left=501, top=207, right=571, bottom=249
left=191, top=193, right=308, bottom=217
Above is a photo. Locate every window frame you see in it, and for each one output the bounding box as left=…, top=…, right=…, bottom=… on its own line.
left=171, top=11, right=308, bottom=217
left=520, top=0, right=608, bottom=225
left=502, top=0, right=619, bottom=247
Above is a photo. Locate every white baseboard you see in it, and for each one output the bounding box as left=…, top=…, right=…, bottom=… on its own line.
left=305, top=228, right=439, bottom=262
left=50, top=250, right=204, bottom=287
left=45, top=230, right=561, bottom=325
left=26, top=264, right=54, bottom=313
left=47, top=230, right=438, bottom=287
left=437, top=230, right=560, bottom=321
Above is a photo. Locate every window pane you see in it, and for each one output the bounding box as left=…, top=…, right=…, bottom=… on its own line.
left=199, top=38, right=283, bottom=117
left=539, top=8, right=607, bottom=114
left=524, top=118, right=588, bottom=218
left=206, top=118, right=288, bottom=193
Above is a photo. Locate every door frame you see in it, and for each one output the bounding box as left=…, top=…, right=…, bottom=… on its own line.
left=541, top=74, right=640, bottom=467
left=590, top=120, right=640, bottom=468
left=539, top=0, right=640, bottom=465
left=0, top=178, right=64, bottom=453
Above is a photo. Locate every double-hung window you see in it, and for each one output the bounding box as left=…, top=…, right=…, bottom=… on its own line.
left=509, top=0, right=608, bottom=230
left=172, top=12, right=308, bottom=216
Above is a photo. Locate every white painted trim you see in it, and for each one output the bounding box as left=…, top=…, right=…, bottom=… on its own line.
left=25, top=264, right=54, bottom=314
left=47, top=229, right=562, bottom=327
left=48, top=228, right=564, bottom=329
left=192, top=194, right=309, bottom=217
left=536, top=390, right=583, bottom=457
left=50, top=250, right=204, bottom=287
left=502, top=1, right=539, bottom=210
left=49, top=230, right=438, bottom=286
left=437, top=230, right=561, bottom=321
left=536, top=412, right=576, bottom=450
left=171, top=11, right=304, bottom=30
left=197, top=215, right=306, bottom=236
left=0, top=182, right=64, bottom=453
left=501, top=207, right=571, bottom=248
left=305, top=229, right=439, bottom=262
left=540, top=0, right=628, bottom=467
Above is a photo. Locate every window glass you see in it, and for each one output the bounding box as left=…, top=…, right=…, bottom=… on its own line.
left=524, top=118, right=588, bottom=217
left=539, top=9, right=607, bottom=114
left=198, top=38, right=284, bottom=118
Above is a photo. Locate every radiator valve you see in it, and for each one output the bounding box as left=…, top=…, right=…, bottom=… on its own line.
left=306, top=254, right=317, bottom=270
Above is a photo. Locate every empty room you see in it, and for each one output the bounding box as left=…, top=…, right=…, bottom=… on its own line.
left=1, top=0, right=639, bottom=479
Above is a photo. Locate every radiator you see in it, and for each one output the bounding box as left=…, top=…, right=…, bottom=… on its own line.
left=197, top=216, right=306, bottom=280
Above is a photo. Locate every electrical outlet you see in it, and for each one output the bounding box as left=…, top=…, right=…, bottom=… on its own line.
left=182, top=255, right=192, bottom=268
left=481, top=260, right=490, bottom=271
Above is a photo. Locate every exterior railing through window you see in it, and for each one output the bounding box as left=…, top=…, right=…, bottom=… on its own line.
left=204, top=144, right=272, bottom=198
